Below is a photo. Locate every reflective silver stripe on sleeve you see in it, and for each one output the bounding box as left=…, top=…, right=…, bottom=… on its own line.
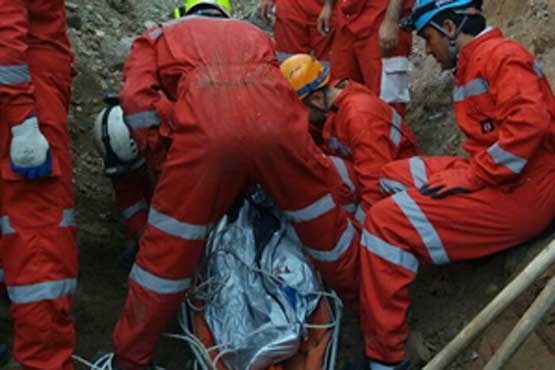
left=392, top=192, right=449, bottom=265
left=390, top=109, right=402, bottom=146
left=284, top=194, right=335, bottom=223
left=122, top=199, right=149, bottom=220
left=361, top=230, right=419, bottom=273
left=148, top=208, right=210, bottom=240
left=303, top=220, right=355, bottom=262
left=0, top=65, right=31, bottom=85
left=487, top=142, right=527, bottom=174
left=129, top=264, right=191, bottom=294
left=355, top=206, right=366, bottom=224
left=59, top=209, right=75, bottom=227
left=409, top=156, right=427, bottom=189
left=379, top=178, right=408, bottom=194
left=328, top=137, right=352, bottom=157
left=343, top=203, right=356, bottom=213
left=0, top=268, right=4, bottom=283
left=7, top=278, right=77, bottom=304
left=125, top=111, right=161, bottom=129
left=1, top=216, right=14, bottom=235
left=453, top=78, right=489, bottom=102
left=330, top=156, right=355, bottom=193
left=534, top=61, right=544, bottom=78
left=148, top=28, right=163, bottom=40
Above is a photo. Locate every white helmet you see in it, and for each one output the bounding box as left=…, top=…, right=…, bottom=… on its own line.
left=93, top=102, right=144, bottom=177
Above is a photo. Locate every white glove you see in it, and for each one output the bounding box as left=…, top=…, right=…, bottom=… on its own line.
left=10, top=116, right=52, bottom=179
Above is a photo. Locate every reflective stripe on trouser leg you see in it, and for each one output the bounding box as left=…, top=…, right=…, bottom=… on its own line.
left=112, top=114, right=251, bottom=368
left=359, top=197, right=420, bottom=363
left=379, top=178, right=407, bottom=195
left=115, top=207, right=209, bottom=369
left=392, top=192, right=449, bottom=264
left=1, top=207, right=77, bottom=369
left=409, top=156, right=427, bottom=189
left=285, top=195, right=360, bottom=306
left=121, top=199, right=148, bottom=220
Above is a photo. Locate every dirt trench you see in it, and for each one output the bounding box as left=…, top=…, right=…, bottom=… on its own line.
left=1, top=0, right=555, bottom=369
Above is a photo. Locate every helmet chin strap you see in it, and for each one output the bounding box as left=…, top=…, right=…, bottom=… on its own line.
left=429, top=14, right=469, bottom=63
left=307, top=89, right=331, bottom=115
left=303, top=89, right=332, bottom=130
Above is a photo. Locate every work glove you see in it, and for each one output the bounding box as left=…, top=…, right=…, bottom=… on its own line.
left=419, top=169, right=485, bottom=199
left=10, top=116, right=52, bottom=179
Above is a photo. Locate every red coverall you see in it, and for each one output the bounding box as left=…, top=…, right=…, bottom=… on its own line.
left=112, top=94, right=174, bottom=235
left=321, top=81, right=419, bottom=223
left=360, top=28, right=555, bottom=362
left=112, top=168, right=153, bottom=234
left=273, top=0, right=333, bottom=61
left=330, top=0, right=414, bottom=115
left=0, top=1, right=77, bottom=369
left=114, top=16, right=361, bottom=369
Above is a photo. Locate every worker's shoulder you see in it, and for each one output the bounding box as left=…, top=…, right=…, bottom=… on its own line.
left=475, top=36, right=533, bottom=69
left=162, top=15, right=261, bottom=32
left=340, top=83, right=390, bottom=120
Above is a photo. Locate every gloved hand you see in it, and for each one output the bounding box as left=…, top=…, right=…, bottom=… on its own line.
left=420, top=169, right=485, bottom=199
left=10, top=116, right=52, bottom=179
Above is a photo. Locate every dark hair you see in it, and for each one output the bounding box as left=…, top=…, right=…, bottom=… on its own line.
left=430, top=2, right=486, bottom=36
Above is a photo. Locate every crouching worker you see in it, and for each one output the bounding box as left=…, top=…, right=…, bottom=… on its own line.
left=93, top=95, right=167, bottom=270
left=280, top=54, right=420, bottom=225
left=358, top=1, right=555, bottom=369
left=92, top=1, right=362, bottom=369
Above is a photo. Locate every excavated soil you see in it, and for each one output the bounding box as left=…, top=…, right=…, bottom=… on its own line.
left=1, top=1, right=555, bottom=369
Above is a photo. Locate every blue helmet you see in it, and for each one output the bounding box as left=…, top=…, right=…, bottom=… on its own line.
left=411, top=0, right=476, bottom=32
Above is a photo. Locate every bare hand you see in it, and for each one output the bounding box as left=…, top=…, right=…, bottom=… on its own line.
left=379, top=19, right=399, bottom=55
left=317, top=4, right=333, bottom=36
left=259, top=0, right=275, bottom=24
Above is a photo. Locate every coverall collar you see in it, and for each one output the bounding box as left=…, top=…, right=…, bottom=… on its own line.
left=457, top=27, right=503, bottom=75
left=323, top=80, right=370, bottom=140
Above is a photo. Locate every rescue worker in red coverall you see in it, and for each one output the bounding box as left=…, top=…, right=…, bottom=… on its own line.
left=92, top=1, right=361, bottom=368
left=281, top=54, right=420, bottom=227
left=92, top=95, right=359, bottom=272
left=317, top=0, right=414, bottom=117
left=259, top=0, right=334, bottom=61
left=92, top=98, right=161, bottom=270
left=0, top=1, right=78, bottom=369
left=358, top=1, right=555, bottom=369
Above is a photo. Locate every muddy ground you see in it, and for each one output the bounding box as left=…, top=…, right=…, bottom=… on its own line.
left=1, top=0, right=555, bottom=369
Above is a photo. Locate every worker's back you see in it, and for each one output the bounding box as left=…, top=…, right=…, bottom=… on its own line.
left=155, top=16, right=282, bottom=97
left=150, top=15, right=308, bottom=143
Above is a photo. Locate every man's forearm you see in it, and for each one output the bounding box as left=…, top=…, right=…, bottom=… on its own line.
left=322, top=0, right=335, bottom=9
left=384, top=0, right=405, bottom=22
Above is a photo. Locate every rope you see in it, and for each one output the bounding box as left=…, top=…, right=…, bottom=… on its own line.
left=71, top=353, right=167, bottom=370
left=72, top=353, right=115, bottom=370
left=171, top=212, right=344, bottom=370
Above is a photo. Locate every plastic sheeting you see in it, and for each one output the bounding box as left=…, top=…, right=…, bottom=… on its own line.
left=198, top=201, right=323, bottom=370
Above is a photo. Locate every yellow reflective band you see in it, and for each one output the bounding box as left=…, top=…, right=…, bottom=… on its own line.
left=174, top=7, right=181, bottom=19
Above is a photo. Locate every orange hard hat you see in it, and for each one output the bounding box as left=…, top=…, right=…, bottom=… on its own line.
left=280, top=54, right=330, bottom=99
